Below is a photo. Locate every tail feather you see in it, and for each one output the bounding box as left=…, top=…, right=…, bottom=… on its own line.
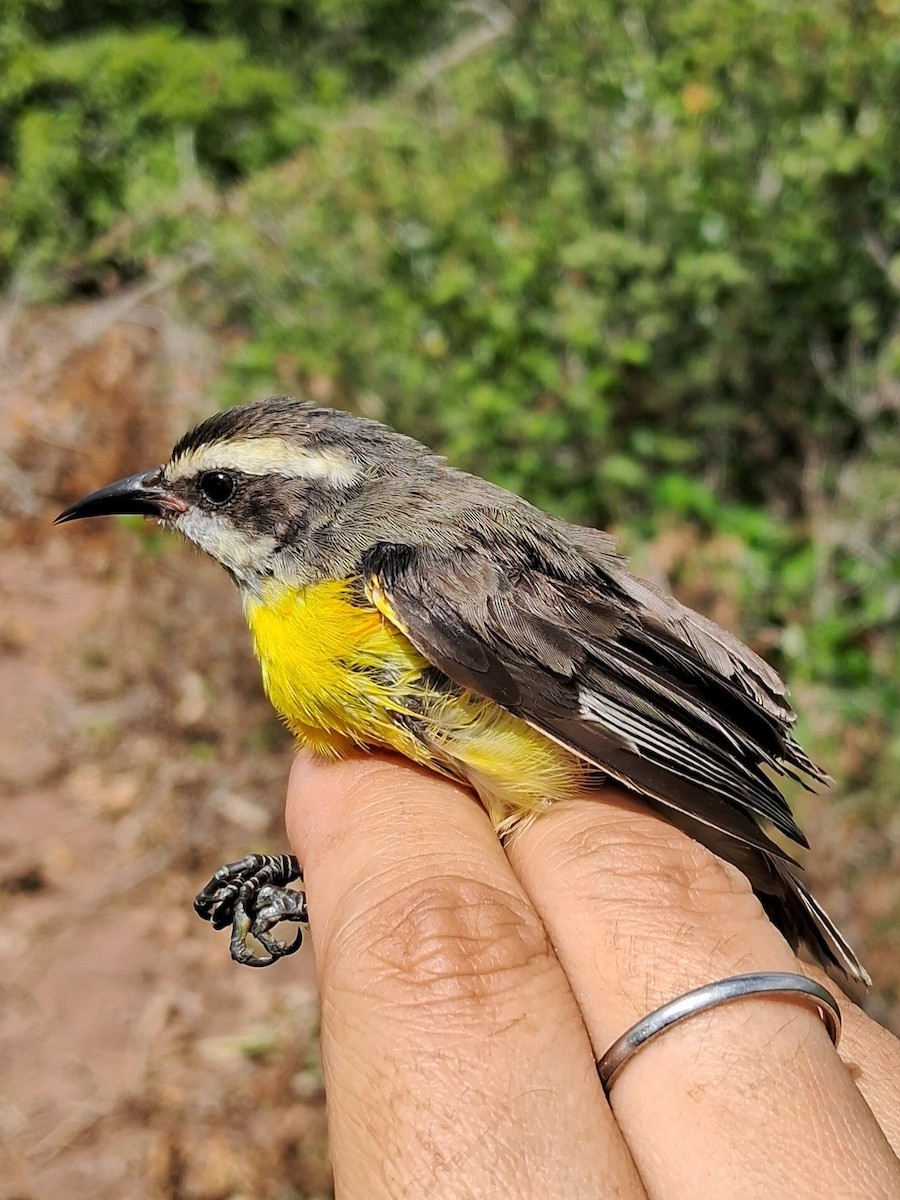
left=762, top=860, right=871, bottom=987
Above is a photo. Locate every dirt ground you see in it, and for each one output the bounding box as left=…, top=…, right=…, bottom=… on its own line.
left=1, top=293, right=897, bottom=1199
left=0, top=299, right=330, bottom=1200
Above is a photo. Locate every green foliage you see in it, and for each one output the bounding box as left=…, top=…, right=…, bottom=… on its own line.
left=0, top=0, right=452, bottom=279
left=10, top=0, right=450, bottom=91
left=191, top=0, right=900, bottom=522
left=0, top=27, right=299, bottom=276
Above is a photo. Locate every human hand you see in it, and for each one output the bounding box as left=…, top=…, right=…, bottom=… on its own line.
left=285, top=754, right=900, bottom=1199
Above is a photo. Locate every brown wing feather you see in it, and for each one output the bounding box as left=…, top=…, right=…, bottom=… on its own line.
left=363, top=536, right=811, bottom=846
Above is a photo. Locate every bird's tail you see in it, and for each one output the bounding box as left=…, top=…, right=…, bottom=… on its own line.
left=759, top=858, right=871, bottom=988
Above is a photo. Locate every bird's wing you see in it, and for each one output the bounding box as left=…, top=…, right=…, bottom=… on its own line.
left=362, top=531, right=819, bottom=862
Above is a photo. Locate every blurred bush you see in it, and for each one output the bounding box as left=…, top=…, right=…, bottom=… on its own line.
left=0, top=0, right=451, bottom=278
left=4, top=0, right=900, bottom=804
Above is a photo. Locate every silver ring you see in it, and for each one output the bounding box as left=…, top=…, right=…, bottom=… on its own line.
left=597, top=971, right=841, bottom=1094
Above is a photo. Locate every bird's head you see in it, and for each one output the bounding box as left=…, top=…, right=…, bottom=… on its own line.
left=56, top=396, right=429, bottom=592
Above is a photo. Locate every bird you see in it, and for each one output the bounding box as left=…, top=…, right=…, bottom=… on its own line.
left=56, top=394, right=869, bottom=984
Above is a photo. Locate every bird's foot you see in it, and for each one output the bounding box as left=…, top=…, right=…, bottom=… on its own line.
left=194, top=853, right=307, bottom=967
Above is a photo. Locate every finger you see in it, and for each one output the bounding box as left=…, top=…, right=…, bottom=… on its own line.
left=286, top=755, right=644, bottom=1200
left=807, top=971, right=900, bottom=1157
left=507, top=793, right=900, bottom=1199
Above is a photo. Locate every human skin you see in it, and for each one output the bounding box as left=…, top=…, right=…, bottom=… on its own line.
left=285, top=754, right=900, bottom=1200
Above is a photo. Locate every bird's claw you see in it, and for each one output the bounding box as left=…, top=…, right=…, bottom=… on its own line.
left=194, top=853, right=307, bottom=967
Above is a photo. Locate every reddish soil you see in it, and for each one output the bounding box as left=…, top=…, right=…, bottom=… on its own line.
left=0, top=300, right=329, bottom=1200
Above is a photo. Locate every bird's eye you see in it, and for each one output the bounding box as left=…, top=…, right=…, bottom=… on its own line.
left=198, top=471, right=237, bottom=505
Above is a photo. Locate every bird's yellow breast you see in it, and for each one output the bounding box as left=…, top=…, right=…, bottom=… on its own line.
left=243, top=576, right=587, bottom=829
left=244, top=577, right=432, bottom=760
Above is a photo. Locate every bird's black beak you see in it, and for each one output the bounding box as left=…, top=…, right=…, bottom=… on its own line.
left=54, top=468, right=173, bottom=525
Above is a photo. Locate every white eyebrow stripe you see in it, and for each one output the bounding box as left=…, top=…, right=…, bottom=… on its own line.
left=167, top=437, right=361, bottom=486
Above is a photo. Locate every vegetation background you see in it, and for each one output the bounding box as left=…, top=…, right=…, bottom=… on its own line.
left=2, top=2, right=898, bottom=1197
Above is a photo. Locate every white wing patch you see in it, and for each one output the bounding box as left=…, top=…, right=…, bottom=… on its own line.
left=167, top=436, right=360, bottom=487
left=578, top=685, right=798, bottom=831
left=578, top=691, right=640, bottom=754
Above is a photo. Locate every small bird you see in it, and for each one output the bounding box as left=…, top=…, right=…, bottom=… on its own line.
left=57, top=395, right=869, bottom=984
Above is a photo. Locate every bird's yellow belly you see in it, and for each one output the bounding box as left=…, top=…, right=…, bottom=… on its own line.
left=243, top=577, right=586, bottom=828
